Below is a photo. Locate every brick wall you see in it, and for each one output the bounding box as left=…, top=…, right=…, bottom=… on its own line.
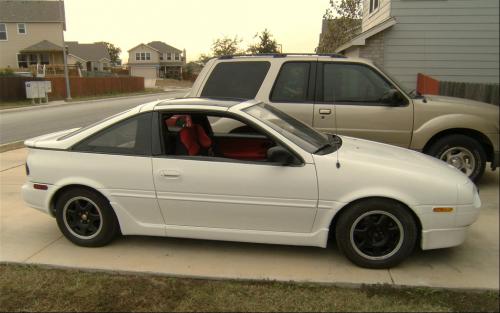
left=359, top=32, right=385, bottom=66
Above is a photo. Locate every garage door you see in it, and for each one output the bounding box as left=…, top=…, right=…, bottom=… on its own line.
left=131, top=67, right=157, bottom=79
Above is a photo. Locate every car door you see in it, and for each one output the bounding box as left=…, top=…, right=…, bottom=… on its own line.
left=313, top=62, right=413, bottom=147
left=151, top=111, right=318, bottom=233
left=265, top=61, right=317, bottom=126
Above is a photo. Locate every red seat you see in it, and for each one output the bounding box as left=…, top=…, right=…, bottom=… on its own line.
left=177, top=116, right=212, bottom=156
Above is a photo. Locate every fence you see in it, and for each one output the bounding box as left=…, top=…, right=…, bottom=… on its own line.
left=0, top=76, right=144, bottom=102
left=0, top=76, right=43, bottom=102
left=417, top=73, right=499, bottom=106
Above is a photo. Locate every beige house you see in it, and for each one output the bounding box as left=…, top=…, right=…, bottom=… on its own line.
left=128, top=41, right=186, bottom=80
left=0, top=0, right=66, bottom=70
left=66, top=41, right=111, bottom=72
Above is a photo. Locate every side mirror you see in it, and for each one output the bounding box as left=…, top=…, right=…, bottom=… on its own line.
left=380, top=89, right=406, bottom=106
left=267, top=146, right=297, bottom=165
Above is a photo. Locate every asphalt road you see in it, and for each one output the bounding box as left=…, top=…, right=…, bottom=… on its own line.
left=0, top=90, right=188, bottom=145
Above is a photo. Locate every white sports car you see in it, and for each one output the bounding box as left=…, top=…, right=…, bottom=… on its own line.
left=22, top=98, right=481, bottom=268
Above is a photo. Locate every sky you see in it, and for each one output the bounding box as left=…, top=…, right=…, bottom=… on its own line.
left=63, top=0, right=330, bottom=63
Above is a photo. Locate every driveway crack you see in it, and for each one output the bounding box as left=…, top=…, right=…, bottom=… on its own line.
left=388, top=269, right=395, bottom=284
left=22, top=235, right=63, bottom=262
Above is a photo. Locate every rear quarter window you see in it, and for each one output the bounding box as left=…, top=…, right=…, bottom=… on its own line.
left=201, top=61, right=270, bottom=99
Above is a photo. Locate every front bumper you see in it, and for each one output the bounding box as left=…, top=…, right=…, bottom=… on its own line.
left=491, top=151, right=499, bottom=170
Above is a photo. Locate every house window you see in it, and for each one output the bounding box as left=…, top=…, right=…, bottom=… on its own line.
left=0, top=24, right=7, bottom=40
left=369, top=0, right=380, bottom=14
left=136, top=52, right=140, bottom=61
left=17, top=54, right=28, bottom=68
left=167, top=52, right=172, bottom=60
left=29, top=54, right=38, bottom=65
left=146, top=52, right=151, bottom=60
left=17, top=23, right=26, bottom=34
left=175, top=53, right=180, bottom=61
left=40, top=53, right=49, bottom=65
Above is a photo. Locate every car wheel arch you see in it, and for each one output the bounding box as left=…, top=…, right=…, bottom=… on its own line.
left=49, top=184, right=111, bottom=218
left=423, top=128, right=494, bottom=162
left=327, top=196, right=422, bottom=245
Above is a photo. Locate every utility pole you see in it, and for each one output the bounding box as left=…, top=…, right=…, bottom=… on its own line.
left=59, top=0, right=71, bottom=100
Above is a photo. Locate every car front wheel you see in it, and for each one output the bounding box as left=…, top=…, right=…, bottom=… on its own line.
left=55, top=187, right=120, bottom=247
left=335, top=198, right=418, bottom=269
left=426, top=134, right=486, bottom=182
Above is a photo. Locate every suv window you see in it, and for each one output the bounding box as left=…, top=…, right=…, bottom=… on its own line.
left=73, top=113, right=152, bottom=155
left=201, top=61, right=270, bottom=99
left=271, top=62, right=311, bottom=102
left=323, top=63, right=392, bottom=105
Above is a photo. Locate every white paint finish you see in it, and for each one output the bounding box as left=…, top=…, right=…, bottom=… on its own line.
left=152, top=157, right=318, bottom=232
left=21, top=98, right=482, bottom=257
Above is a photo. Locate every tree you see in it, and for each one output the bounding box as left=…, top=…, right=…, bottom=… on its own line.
left=211, top=36, right=243, bottom=56
left=98, top=42, right=122, bottom=65
left=317, top=0, right=362, bottom=53
left=247, top=29, right=280, bottom=54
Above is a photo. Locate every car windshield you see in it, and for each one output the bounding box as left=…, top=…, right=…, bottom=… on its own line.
left=373, top=63, right=414, bottom=97
left=243, top=103, right=330, bottom=153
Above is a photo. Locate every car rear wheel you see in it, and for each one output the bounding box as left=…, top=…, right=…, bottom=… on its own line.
left=55, top=187, right=120, bottom=247
left=335, top=198, right=418, bottom=269
left=426, top=134, right=486, bottom=182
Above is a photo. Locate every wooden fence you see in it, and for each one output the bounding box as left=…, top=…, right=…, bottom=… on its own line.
left=417, top=73, right=499, bottom=106
left=0, top=76, right=144, bottom=102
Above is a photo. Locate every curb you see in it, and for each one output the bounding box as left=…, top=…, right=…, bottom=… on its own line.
left=0, top=141, right=24, bottom=153
left=0, top=89, right=190, bottom=114
left=1, top=261, right=497, bottom=292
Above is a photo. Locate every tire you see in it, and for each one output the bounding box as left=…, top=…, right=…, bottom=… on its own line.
left=55, top=187, right=120, bottom=247
left=426, top=134, right=486, bottom=182
left=335, top=198, right=418, bottom=269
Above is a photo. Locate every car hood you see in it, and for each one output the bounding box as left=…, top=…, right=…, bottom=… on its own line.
left=423, top=94, right=499, bottom=121
left=339, top=135, right=469, bottom=184
left=313, top=136, right=473, bottom=205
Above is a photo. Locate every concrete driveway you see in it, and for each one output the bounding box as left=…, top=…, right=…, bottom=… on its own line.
left=1, top=148, right=498, bottom=290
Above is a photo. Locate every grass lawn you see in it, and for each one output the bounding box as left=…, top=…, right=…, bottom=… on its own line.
left=0, top=264, right=498, bottom=312
left=0, top=88, right=168, bottom=110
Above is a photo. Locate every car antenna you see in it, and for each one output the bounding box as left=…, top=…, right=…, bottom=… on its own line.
left=334, top=104, right=341, bottom=169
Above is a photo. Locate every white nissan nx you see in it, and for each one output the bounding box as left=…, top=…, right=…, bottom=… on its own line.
left=22, top=98, right=481, bottom=268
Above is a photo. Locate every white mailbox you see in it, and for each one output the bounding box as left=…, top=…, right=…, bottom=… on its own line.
left=25, top=81, right=51, bottom=101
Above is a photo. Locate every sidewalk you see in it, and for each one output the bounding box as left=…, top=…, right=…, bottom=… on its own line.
left=1, top=148, right=498, bottom=290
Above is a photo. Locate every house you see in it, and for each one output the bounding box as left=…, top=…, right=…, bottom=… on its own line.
left=127, top=41, right=186, bottom=80
left=336, top=0, right=500, bottom=91
left=66, top=41, right=111, bottom=72
left=0, top=0, right=66, bottom=70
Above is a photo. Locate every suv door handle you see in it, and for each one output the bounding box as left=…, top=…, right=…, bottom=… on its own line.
left=160, top=170, right=181, bottom=178
left=319, top=109, right=332, bottom=115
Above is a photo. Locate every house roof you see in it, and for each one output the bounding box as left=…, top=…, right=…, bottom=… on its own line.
left=65, top=41, right=111, bottom=62
left=335, top=17, right=397, bottom=53
left=127, top=43, right=160, bottom=53
left=147, top=41, right=182, bottom=53
left=21, top=40, right=63, bottom=52
left=0, top=0, right=66, bottom=29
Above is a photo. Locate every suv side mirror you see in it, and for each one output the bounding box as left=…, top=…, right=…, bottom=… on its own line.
left=380, top=89, right=407, bottom=106
left=267, top=146, right=297, bottom=165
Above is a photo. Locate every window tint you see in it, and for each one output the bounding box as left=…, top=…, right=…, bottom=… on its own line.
left=270, top=62, right=310, bottom=102
left=73, top=113, right=152, bottom=155
left=201, top=61, right=270, bottom=99
left=323, top=63, right=392, bottom=105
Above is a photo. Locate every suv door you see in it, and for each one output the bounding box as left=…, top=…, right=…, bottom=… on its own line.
left=267, top=61, right=317, bottom=126
left=314, top=62, right=413, bottom=147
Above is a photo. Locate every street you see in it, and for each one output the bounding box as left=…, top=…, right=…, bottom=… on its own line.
left=0, top=90, right=188, bottom=145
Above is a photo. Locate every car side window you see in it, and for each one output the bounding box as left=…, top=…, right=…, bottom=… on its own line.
left=201, top=61, right=271, bottom=99
left=271, top=62, right=311, bottom=102
left=73, top=113, right=152, bottom=155
left=323, top=63, right=393, bottom=105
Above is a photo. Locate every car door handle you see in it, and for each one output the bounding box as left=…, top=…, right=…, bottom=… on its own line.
left=159, top=170, right=181, bottom=179
left=319, top=109, right=332, bottom=115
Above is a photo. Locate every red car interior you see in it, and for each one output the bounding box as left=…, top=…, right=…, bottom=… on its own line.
left=175, top=116, right=213, bottom=156
left=215, top=136, right=273, bottom=161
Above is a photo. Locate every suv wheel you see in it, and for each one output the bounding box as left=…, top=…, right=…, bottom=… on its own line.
left=335, top=198, right=417, bottom=269
left=427, top=134, right=486, bottom=182
left=55, top=188, right=120, bottom=247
